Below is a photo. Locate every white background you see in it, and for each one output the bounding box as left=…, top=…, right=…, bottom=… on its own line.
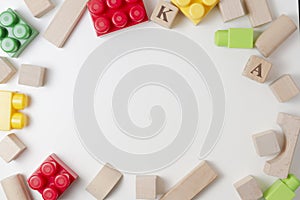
left=0, top=0, right=300, bottom=199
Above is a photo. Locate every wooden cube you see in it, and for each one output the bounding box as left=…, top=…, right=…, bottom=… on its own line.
left=0, top=57, right=16, bottom=84
left=24, top=0, right=55, bottom=18
left=218, top=0, right=246, bottom=22
left=242, top=55, right=272, bottom=83
left=244, top=0, right=272, bottom=27
left=18, top=64, right=46, bottom=87
left=269, top=74, right=300, bottom=102
left=0, top=133, right=26, bottom=163
left=252, top=130, right=282, bottom=157
left=234, top=176, right=263, bottom=200
left=136, top=175, right=157, bottom=199
left=1, top=174, right=32, bottom=200
left=86, top=164, right=123, bottom=200
left=150, top=0, right=179, bottom=28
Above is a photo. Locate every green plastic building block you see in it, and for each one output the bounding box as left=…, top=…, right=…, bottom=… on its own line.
left=214, top=28, right=254, bottom=48
left=0, top=8, right=39, bottom=58
left=264, top=174, right=300, bottom=200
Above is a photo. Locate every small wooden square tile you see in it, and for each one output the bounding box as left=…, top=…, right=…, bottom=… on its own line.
left=18, top=64, right=46, bottom=87
left=0, top=57, right=16, bottom=84
left=1, top=174, right=32, bottom=200
left=24, top=0, right=55, bottom=18
left=269, top=74, right=300, bottom=102
left=218, top=0, right=246, bottom=22
left=0, top=133, right=26, bottom=163
left=243, top=55, right=272, bottom=83
left=252, top=130, right=282, bottom=157
left=151, top=0, right=178, bottom=28
left=234, top=176, right=263, bottom=200
left=136, top=175, right=157, bottom=199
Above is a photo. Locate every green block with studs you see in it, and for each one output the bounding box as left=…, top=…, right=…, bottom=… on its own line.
left=0, top=8, right=39, bottom=58
left=264, top=174, right=300, bottom=200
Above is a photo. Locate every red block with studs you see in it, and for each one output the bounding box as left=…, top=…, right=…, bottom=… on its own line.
left=87, top=0, right=148, bottom=36
left=27, top=154, right=78, bottom=200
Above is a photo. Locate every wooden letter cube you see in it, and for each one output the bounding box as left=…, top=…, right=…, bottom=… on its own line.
left=252, top=130, right=282, bottom=157
left=1, top=174, right=32, bottom=200
left=242, top=55, right=272, bottom=83
left=86, top=164, right=123, bottom=200
left=18, top=64, right=46, bottom=87
left=0, top=133, right=26, bottom=163
left=151, top=0, right=179, bottom=28
left=136, top=175, right=157, bottom=199
left=234, top=176, right=263, bottom=200
left=0, top=57, right=16, bottom=84
left=269, top=74, right=300, bottom=102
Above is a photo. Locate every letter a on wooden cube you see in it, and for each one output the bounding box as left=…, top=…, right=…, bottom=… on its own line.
left=151, top=0, right=179, bottom=28
left=86, top=164, right=123, bottom=199
left=0, top=133, right=26, bottom=163
left=1, top=174, right=32, bottom=200
left=234, top=175, right=263, bottom=200
left=252, top=130, right=282, bottom=157
left=270, top=75, right=300, bottom=102
left=136, top=175, right=157, bottom=199
left=243, top=55, right=272, bottom=83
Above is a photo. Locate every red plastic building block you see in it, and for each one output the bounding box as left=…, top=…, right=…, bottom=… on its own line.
left=27, top=154, right=78, bottom=200
left=87, top=0, right=148, bottom=36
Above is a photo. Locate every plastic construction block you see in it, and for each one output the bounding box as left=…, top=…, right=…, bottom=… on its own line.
left=215, top=28, right=254, bottom=48
left=0, top=90, right=29, bottom=131
left=27, top=153, right=78, bottom=200
left=264, top=174, right=300, bottom=200
left=87, top=0, right=149, bottom=36
left=171, top=0, right=219, bottom=25
left=0, top=8, right=39, bottom=58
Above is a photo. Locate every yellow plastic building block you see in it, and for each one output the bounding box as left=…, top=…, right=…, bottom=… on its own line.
left=0, top=91, right=28, bottom=131
left=171, top=0, right=219, bottom=25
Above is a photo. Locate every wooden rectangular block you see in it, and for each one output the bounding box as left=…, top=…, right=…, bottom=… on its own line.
left=18, top=64, right=46, bottom=87
left=234, top=175, right=263, bottom=200
left=0, top=133, right=26, bottom=163
left=150, top=0, right=179, bottom=28
left=24, top=0, right=55, bottom=18
left=255, top=15, right=297, bottom=57
left=160, top=161, right=218, bottom=200
left=43, top=0, right=88, bottom=48
left=242, top=55, right=272, bottom=83
left=86, top=164, right=123, bottom=200
left=252, top=130, right=282, bottom=157
left=1, top=174, right=32, bottom=200
left=0, top=57, right=16, bottom=84
left=264, top=113, right=300, bottom=178
left=269, top=74, right=300, bottom=102
left=244, top=0, right=272, bottom=27
left=136, top=175, right=157, bottom=199
left=218, top=0, right=246, bottom=22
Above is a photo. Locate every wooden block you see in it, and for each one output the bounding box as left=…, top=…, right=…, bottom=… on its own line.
left=18, top=64, right=46, bottom=87
left=150, top=0, right=179, bottom=28
left=136, top=175, right=157, bottom=199
left=160, top=161, right=217, bottom=200
left=242, top=55, right=272, bottom=83
left=244, top=0, right=272, bottom=27
left=24, top=0, right=55, bottom=18
left=0, top=133, right=26, bottom=163
left=252, top=130, right=282, bottom=157
left=86, top=164, right=123, bottom=200
left=255, top=15, right=297, bottom=57
left=264, top=113, right=300, bottom=178
left=1, top=174, right=32, bottom=200
left=43, top=0, right=88, bottom=48
left=234, top=175, right=263, bottom=200
left=218, top=0, right=246, bottom=22
left=0, top=57, right=16, bottom=84
left=269, top=74, right=300, bottom=103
